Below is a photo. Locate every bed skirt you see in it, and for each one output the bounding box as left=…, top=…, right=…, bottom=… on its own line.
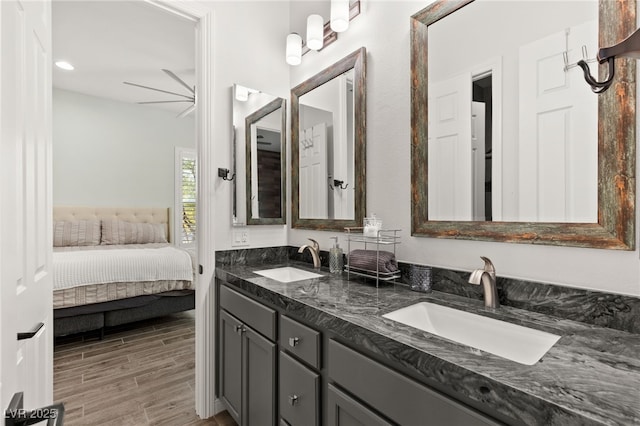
left=54, top=290, right=195, bottom=337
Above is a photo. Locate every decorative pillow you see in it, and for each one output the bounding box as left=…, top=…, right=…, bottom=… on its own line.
left=53, top=220, right=101, bottom=247
left=101, top=220, right=167, bottom=245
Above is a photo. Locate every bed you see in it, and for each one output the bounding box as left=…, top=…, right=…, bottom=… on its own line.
left=53, top=206, right=196, bottom=338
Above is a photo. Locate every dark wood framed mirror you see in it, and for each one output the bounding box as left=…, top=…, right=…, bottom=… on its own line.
left=291, top=47, right=367, bottom=231
left=245, top=97, right=286, bottom=225
left=411, top=0, right=636, bottom=249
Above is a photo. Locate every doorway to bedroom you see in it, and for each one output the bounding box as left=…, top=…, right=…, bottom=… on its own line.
left=51, top=1, right=203, bottom=423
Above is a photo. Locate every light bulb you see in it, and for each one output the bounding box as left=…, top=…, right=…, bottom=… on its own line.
left=55, top=61, right=75, bottom=71
left=286, top=33, right=302, bottom=66
left=330, top=0, right=349, bottom=33
left=235, top=85, right=249, bottom=102
left=307, top=14, right=324, bottom=51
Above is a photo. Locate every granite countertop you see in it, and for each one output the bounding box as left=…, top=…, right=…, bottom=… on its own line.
left=215, top=262, right=640, bottom=426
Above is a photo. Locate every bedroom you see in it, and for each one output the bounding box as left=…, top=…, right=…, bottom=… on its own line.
left=50, top=1, right=204, bottom=423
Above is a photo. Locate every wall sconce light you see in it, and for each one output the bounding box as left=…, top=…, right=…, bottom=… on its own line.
left=307, top=14, right=324, bottom=51
left=331, top=0, right=350, bottom=33
left=234, top=84, right=260, bottom=102
left=234, top=85, right=249, bottom=102
left=285, top=0, right=361, bottom=66
left=286, top=33, right=303, bottom=66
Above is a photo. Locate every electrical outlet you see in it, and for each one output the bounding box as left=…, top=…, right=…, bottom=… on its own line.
left=232, top=229, right=249, bottom=247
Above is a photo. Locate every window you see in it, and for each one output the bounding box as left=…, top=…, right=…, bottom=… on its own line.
left=175, top=148, right=196, bottom=247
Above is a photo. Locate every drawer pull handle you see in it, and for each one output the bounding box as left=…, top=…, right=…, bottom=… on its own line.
left=289, top=337, right=300, bottom=347
left=288, top=395, right=298, bottom=406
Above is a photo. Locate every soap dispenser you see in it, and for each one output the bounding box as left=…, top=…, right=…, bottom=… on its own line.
left=329, top=236, right=344, bottom=274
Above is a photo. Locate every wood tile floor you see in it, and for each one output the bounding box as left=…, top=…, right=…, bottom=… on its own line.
left=54, top=311, right=237, bottom=426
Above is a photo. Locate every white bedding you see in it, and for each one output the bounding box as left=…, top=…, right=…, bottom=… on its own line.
left=53, top=244, right=193, bottom=290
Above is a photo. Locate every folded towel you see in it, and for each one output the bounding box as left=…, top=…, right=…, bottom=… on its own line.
left=348, top=249, right=398, bottom=273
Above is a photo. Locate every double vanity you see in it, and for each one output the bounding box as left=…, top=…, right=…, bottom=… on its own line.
left=220, top=0, right=640, bottom=424
left=215, top=261, right=640, bottom=426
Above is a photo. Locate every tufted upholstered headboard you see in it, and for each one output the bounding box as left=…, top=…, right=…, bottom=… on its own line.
left=53, top=206, right=171, bottom=243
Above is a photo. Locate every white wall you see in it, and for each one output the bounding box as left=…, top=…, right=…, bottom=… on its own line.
left=52, top=88, right=194, bottom=209
left=210, top=1, right=291, bottom=250
left=287, top=1, right=640, bottom=297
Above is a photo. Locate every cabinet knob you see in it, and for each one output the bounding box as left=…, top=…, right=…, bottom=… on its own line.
left=235, top=324, right=244, bottom=334
left=288, top=394, right=299, bottom=406
left=288, top=337, right=300, bottom=347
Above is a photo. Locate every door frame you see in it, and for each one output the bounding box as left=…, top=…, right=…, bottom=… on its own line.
left=146, top=1, right=217, bottom=418
left=469, top=58, right=502, bottom=221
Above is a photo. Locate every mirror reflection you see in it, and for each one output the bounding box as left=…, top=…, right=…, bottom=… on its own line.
left=291, top=47, right=366, bottom=231
left=232, top=84, right=286, bottom=225
left=428, top=1, right=597, bottom=223
left=299, top=69, right=355, bottom=220
left=411, top=0, right=636, bottom=250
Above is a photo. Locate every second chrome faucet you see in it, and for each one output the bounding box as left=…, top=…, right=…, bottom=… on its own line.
left=468, top=256, right=500, bottom=309
left=298, top=238, right=321, bottom=269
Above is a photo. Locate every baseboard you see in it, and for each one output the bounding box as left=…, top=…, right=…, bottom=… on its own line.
left=213, top=398, right=226, bottom=415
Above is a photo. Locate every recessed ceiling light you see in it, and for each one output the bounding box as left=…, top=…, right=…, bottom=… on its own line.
left=55, top=61, right=74, bottom=71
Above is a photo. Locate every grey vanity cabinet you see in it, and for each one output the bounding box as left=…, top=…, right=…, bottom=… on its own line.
left=219, top=285, right=277, bottom=426
left=328, top=340, right=501, bottom=426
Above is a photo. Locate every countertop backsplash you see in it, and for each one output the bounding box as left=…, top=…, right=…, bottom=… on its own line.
left=215, top=246, right=640, bottom=334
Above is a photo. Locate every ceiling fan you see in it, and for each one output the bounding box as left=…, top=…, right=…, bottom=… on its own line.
left=123, top=69, right=195, bottom=118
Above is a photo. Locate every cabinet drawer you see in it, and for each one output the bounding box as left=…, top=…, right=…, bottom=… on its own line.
left=220, top=285, right=276, bottom=341
left=328, top=340, right=500, bottom=426
left=280, top=315, right=321, bottom=369
left=279, top=352, right=320, bottom=426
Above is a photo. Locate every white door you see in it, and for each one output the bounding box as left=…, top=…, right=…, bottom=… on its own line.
left=299, top=123, right=328, bottom=219
left=0, top=0, right=53, bottom=413
left=428, top=72, right=473, bottom=220
left=518, top=21, right=598, bottom=222
left=471, top=101, right=486, bottom=221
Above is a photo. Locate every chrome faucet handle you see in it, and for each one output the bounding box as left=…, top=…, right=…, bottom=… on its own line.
left=479, top=256, right=495, bottom=276
left=307, top=238, right=319, bottom=252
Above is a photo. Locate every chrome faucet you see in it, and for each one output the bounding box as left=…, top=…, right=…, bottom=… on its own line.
left=468, top=256, right=500, bottom=309
left=298, top=238, right=321, bottom=269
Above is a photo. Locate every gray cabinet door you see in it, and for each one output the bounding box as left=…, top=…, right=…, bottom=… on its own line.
left=219, top=309, right=243, bottom=424
left=329, top=340, right=501, bottom=426
left=243, top=325, right=277, bottom=426
left=279, top=351, right=320, bottom=426
left=326, top=384, right=391, bottom=426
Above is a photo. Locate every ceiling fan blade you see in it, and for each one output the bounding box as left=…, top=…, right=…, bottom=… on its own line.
left=177, top=103, right=196, bottom=118
left=137, top=100, right=194, bottom=104
left=162, top=69, right=195, bottom=95
left=123, top=81, right=193, bottom=99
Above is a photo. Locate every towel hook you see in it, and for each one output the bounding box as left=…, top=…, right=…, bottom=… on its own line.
left=333, top=179, right=348, bottom=190
left=576, top=56, right=616, bottom=93
left=575, top=26, right=640, bottom=93
left=218, top=168, right=235, bottom=181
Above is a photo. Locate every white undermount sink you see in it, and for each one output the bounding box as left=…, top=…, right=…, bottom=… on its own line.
left=253, top=267, right=323, bottom=283
left=382, top=302, right=561, bottom=365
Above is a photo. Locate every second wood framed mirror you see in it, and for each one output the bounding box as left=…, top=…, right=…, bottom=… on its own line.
left=291, top=47, right=367, bottom=231
left=411, top=0, right=636, bottom=250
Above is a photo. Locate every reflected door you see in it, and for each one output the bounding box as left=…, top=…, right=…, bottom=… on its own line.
left=299, top=123, right=328, bottom=218
left=428, top=72, right=473, bottom=220
left=518, top=20, right=598, bottom=222
left=471, top=101, right=486, bottom=221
